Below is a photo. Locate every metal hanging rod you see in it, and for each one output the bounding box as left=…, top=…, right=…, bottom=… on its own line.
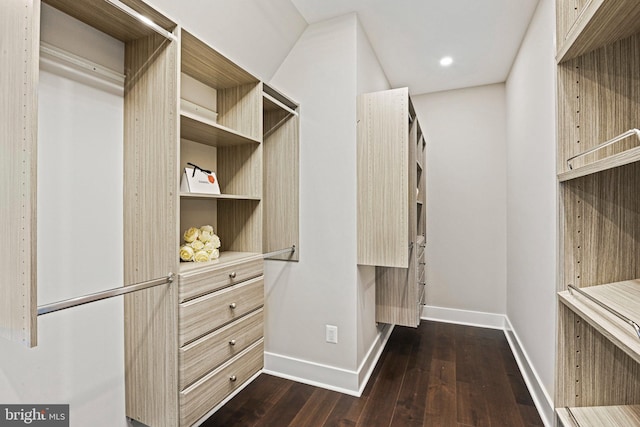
left=566, top=128, right=640, bottom=170
left=568, top=284, right=640, bottom=339
left=565, top=407, right=581, bottom=427
left=104, top=0, right=177, bottom=41
left=38, top=273, right=174, bottom=316
left=263, top=245, right=296, bottom=259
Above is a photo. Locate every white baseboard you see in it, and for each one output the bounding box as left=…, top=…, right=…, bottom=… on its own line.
left=263, top=323, right=394, bottom=397
left=421, top=304, right=506, bottom=329
left=421, top=305, right=553, bottom=426
left=504, top=317, right=555, bottom=427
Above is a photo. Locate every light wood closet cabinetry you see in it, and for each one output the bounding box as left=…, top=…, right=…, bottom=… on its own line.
left=357, top=87, right=426, bottom=328
left=1, top=1, right=299, bottom=426
left=555, top=1, right=640, bottom=425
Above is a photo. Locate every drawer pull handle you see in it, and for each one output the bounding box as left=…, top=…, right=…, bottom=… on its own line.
left=229, top=375, right=237, bottom=382
left=229, top=302, right=237, bottom=309
left=229, top=272, right=237, bottom=279
left=229, top=339, right=236, bottom=346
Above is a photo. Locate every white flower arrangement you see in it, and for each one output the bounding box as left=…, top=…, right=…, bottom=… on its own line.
left=180, top=225, right=221, bottom=262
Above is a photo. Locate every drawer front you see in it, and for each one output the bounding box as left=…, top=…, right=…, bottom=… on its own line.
left=179, top=276, right=263, bottom=346
left=179, top=257, right=264, bottom=302
left=180, top=339, right=263, bottom=427
left=179, top=308, right=263, bottom=390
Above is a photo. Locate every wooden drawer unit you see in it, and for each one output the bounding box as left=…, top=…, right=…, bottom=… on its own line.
left=179, top=276, right=264, bottom=346
left=179, top=308, right=263, bottom=389
left=179, top=253, right=264, bottom=302
left=180, top=339, right=264, bottom=427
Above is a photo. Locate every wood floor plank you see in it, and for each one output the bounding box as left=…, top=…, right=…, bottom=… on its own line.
left=200, top=321, right=544, bottom=427
left=389, top=324, right=434, bottom=427
left=289, top=387, right=341, bottom=427
left=356, top=327, right=413, bottom=427
left=423, top=358, right=457, bottom=426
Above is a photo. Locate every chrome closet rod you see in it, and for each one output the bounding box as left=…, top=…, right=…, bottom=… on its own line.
left=567, top=284, right=640, bottom=339
left=565, top=407, right=581, bottom=427
left=104, top=0, right=177, bottom=41
left=37, top=274, right=174, bottom=316
left=566, top=129, right=640, bottom=169
left=263, top=245, right=296, bottom=259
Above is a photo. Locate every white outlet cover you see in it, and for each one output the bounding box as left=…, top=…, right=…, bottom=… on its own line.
left=326, top=325, right=338, bottom=344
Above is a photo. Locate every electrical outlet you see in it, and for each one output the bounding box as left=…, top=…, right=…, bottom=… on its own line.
left=326, top=325, right=338, bottom=344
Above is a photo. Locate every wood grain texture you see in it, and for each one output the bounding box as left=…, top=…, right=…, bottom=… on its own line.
left=123, top=32, right=179, bottom=427
left=561, top=163, right=640, bottom=289
left=375, top=247, right=419, bottom=328
left=178, top=277, right=263, bottom=346
left=357, top=88, right=410, bottom=268
left=0, top=0, right=39, bottom=347
left=180, top=339, right=264, bottom=427
left=181, top=112, right=261, bottom=147
left=555, top=307, right=640, bottom=409
left=558, top=405, right=640, bottom=426
left=178, top=252, right=263, bottom=302
left=43, top=0, right=176, bottom=42
left=217, top=144, right=262, bottom=197
left=557, top=0, right=640, bottom=62
left=558, top=280, right=640, bottom=366
left=263, top=110, right=299, bottom=261
left=217, top=199, right=263, bottom=253
left=181, top=30, right=258, bottom=89
left=179, top=308, right=263, bottom=390
left=218, top=83, right=263, bottom=142
left=204, top=321, right=543, bottom=427
left=557, top=33, right=640, bottom=174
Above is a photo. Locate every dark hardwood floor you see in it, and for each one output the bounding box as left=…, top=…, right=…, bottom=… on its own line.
left=202, top=321, right=544, bottom=427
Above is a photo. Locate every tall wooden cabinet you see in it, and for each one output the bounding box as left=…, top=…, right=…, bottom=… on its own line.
left=1, top=1, right=299, bottom=426
left=555, top=1, right=640, bottom=425
left=357, top=87, right=426, bottom=328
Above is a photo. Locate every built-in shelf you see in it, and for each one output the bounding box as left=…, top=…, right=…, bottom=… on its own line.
left=557, top=405, right=640, bottom=427
left=180, top=112, right=261, bottom=147
left=558, top=280, right=640, bottom=365
left=558, top=146, right=640, bottom=182
left=179, top=251, right=262, bottom=274
left=42, top=0, right=177, bottom=42
left=557, top=0, right=640, bottom=63
left=180, top=192, right=260, bottom=201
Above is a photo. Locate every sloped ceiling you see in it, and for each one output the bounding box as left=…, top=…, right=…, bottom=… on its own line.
left=291, top=0, right=540, bottom=95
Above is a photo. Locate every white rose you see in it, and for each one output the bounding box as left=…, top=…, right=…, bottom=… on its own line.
left=203, top=241, right=214, bottom=252
left=190, top=240, right=205, bottom=251
left=194, top=250, right=210, bottom=262
left=200, top=225, right=214, bottom=234
left=179, top=245, right=194, bottom=262
left=199, top=231, right=212, bottom=243
left=210, top=249, right=220, bottom=260
left=210, top=234, right=221, bottom=249
left=183, top=227, right=199, bottom=243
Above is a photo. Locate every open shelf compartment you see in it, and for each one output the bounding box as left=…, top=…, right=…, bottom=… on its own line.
left=557, top=405, right=640, bottom=426
left=557, top=0, right=640, bottom=63
left=559, top=280, right=640, bottom=365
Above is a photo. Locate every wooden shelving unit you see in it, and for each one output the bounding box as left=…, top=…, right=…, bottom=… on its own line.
left=558, top=405, right=640, bottom=426
left=556, top=1, right=640, bottom=424
left=357, top=88, right=427, bottom=327
left=2, top=1, right=300, bottom=425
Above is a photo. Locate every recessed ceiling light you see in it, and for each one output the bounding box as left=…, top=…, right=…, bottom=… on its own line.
left=439, top=56, right=453, bottom=67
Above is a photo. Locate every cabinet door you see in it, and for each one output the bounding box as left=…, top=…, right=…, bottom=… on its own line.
left=357, top=87, right=410, bottom=268
left=0, top=0, right=39, bottom=347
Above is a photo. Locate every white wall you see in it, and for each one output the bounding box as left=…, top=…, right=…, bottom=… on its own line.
left=147, top=0, right=307, bottom=82
left=0, top=6, right=127, bottom=427
left=505, top=0, right=557, bottom=420
left=412, top=84, right=508, bottom=316
left=263, top=13, right=391, bottom=394
left=355, top=19, right=390, bottom=372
